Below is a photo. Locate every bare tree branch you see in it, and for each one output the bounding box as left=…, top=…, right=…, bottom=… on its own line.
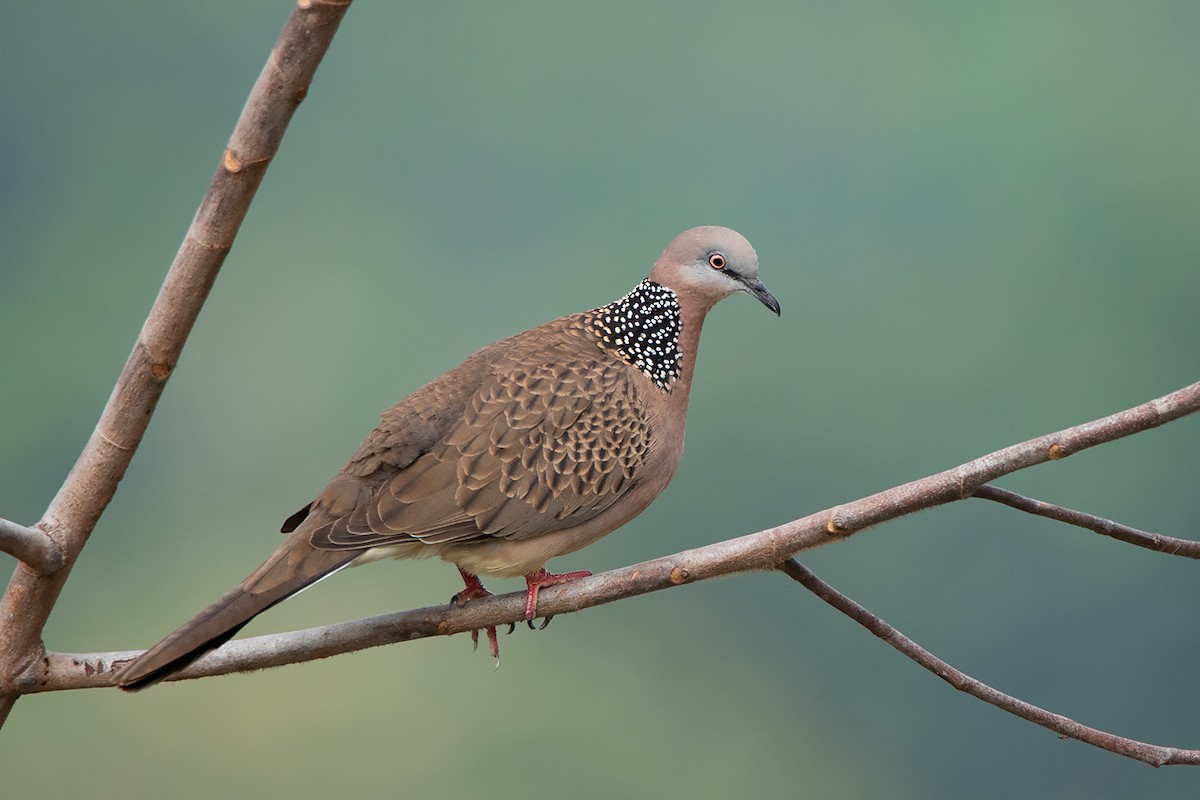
left=31, top=554, right=709, bottom=690
left=16, top=381, right=1200, bottom=696
left=0, top=518, right=62, bottom=576
left=817, top=382, right=1200, bottom=540
left=0, top=0, right=353, bottom=728
left=778, top=557, right=1200, bottom=767
left=973, top=484, right=1200, bottom=559
left=1, top=0, right=1196, bottom=769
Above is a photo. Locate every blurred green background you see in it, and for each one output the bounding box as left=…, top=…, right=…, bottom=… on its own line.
left=3, top=2, right=1198, bottom=797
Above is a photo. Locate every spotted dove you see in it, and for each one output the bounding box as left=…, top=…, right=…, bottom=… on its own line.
left=117, top=226, right=779, bottom=690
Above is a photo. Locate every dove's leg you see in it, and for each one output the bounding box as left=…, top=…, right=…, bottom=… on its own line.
left=522, top=567, right=592, bottom=621
left=451, top=567, right=499, bottom=661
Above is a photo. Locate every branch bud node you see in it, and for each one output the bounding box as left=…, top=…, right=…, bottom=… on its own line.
left=222, top=148, right=243, bottom=173
left=827, top=514, right=850, bottom=534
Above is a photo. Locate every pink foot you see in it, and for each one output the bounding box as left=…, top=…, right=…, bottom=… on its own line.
left=523, top=567, right=593, bottom=620
left=451, top=567, right=499, bottom=663
left=452, top=567, right=492, bottom=604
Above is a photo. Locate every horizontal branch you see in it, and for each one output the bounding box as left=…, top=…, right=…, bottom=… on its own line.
left=779, top=558, right=1200, bottom=767
left=973, top=484, right=1200, bottom=559
left=19, top=380, right=1200, bottom=693
left=0, top=518, right=62, bottom=575
left=34, top=555, right=703, bottom=690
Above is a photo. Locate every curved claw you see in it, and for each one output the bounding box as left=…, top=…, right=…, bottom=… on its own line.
left=469, top=625, right=500, bottom=663
left=538, top=615, right=553, bottom=630
left=505, top=622, right=516, bottom=635
left=487, top=626, right=500, bottom=666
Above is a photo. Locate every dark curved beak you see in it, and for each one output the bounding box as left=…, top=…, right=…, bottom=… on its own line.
left=740, top=276, right=781, bottom=316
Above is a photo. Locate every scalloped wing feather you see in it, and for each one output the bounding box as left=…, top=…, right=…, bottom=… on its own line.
left=308, top=329, right=653, bottom=552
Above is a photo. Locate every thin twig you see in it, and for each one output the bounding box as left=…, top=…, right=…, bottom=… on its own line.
left=0, top=0, right=353, bottom=728
left=974, top=484, right=1200, bottom=559
left=0, top=518, right=62, bottom=576
left=778, top=558, right=1200, bottom=767
left=15, top=380, right=1200, bottom=693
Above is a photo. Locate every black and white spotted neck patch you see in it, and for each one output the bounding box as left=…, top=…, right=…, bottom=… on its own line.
left=587, top=280, right=683, bottom=391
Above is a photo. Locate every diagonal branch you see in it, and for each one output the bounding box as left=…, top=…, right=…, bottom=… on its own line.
left=0, top=0, right=354, bottom=728
left=973, top=484, right=1200, bottom=559
left=16, top=380, right=1200, bottom=694
left=816, top=381, right=1200, bottom=541
left=778, top=557, right=1200, bottom=767
left=0, top=518, right=62, bottom=576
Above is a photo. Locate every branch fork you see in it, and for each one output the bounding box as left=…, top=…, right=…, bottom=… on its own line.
left=0, top=518, right=62, bottom=576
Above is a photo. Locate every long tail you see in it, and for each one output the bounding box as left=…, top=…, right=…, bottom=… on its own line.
left=117, top=535, right=357, bottom=691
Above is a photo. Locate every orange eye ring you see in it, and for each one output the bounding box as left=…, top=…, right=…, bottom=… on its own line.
left=708, top=253, right=726, bottom=270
